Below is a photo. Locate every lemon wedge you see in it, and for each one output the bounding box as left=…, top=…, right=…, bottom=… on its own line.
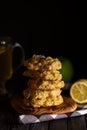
left=70, top=79, right=87, bottom=104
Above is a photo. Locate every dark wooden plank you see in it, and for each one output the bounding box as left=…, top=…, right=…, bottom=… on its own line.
left=49, top=118, right=67, bottom=130
left=11, top=125, right=30, bottom=130
left=30, top=121, right=49, bottom=130
left=0, top=126, right=11, bottom=130
left=85, top=114, right=87, bottom=127
left=0, top=125, right=30, bottom=130
left=68, top=116, right=87, bottom=130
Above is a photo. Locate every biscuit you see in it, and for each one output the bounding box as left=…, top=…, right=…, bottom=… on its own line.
left=27, top=79, right=65, bottom=90
left=23, top=69, right=62, bottom=81
left=23, top=87, right=62, bottom=99
left=23, top=95, right=63, bottom=107
left=24, top=54, right=62, bottom=71
left=22, top=54, right=64, bottom=108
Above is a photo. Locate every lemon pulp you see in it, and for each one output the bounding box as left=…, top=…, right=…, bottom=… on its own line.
left=70, top=79, right=87, bottom=104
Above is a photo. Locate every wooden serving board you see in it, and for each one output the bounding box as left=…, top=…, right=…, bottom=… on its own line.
left=11, top=95, right=77, bottom=115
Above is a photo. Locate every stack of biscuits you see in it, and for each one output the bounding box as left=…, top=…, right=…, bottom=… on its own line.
left=22, top=54, right=65, bottom=108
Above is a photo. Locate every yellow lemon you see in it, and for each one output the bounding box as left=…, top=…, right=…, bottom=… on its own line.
left=70, top=79, right=87, bottom=104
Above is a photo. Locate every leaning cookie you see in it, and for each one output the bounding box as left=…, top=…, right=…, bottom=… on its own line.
left=27, top=79, right=65, bottom=90
left=23, top=69, right=62, bottom=81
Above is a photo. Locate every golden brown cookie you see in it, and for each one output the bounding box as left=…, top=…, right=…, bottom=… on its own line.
left=23, top=69, right=62, bottom=81
left=23, top=95, right=63, bottom=108
left=24, top=54, right=62, bottom=71
left=27, top=79, right=65, bottom=90
left=23, top=87, right=62, bottom=99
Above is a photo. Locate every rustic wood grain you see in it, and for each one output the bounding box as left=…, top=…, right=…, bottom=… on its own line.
left=68, top=116, right=87, bottom=130
left=30, top=122, right=49, bottom=130
left=11, top=95, right=77, bottom=115
left=49, top=118, right=67, bottom=130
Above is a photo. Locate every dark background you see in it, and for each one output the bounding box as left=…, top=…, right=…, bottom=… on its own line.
left=0, top=3, right=83, bottom=81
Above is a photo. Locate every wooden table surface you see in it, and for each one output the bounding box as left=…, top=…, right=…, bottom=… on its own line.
left=0, top=97, right=87, bottom=130
left=0, top=68, right=87, bottom=130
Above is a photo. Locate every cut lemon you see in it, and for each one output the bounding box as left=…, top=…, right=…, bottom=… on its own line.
left=70, top=79, right=87, bottom=104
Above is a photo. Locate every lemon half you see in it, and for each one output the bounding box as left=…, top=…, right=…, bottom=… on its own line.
left=70, top=79, right=87, bottom=104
